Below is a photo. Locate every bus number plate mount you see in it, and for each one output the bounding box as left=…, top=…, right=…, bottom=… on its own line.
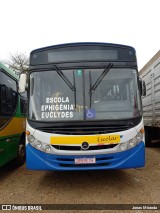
left=74, top=157, right=96, bottom=164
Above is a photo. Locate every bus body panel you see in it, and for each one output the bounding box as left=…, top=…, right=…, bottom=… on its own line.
left=0, top=117, right=25, bottom=137
left=26, top=119, right=145, bottom=170
left=0, top=117, right=25, bottom=166
left=0, top=135, right=20, bottom=166
left=26, top=142, right=145, bottom=171
left=0, top=63, right=26, bottom=167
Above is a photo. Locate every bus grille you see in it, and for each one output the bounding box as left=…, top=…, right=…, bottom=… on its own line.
left=38, top=125, right=129, bottom=135
left=52, top=144, right=118, bottom=151
left=53, top=155, right=114, bottom=168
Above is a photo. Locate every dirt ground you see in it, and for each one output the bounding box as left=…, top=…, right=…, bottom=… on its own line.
left=0, top=147, right=160, bottom=212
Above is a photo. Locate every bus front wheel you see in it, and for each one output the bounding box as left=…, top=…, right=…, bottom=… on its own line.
left=11, top=134, right=26, bottom=167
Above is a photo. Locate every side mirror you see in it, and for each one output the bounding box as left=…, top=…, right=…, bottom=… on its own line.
left=18, top=74, right=27, bottom=93
left=139, top=77, right=146, bottom=96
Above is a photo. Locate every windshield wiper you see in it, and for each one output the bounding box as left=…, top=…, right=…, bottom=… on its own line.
left=90, top=63, right=113, bottom=94
left=53, top=65, right=76, bottom=91
left=89, top=63, right=113, bottom=107
left=53, top=64, right=77, bottom=109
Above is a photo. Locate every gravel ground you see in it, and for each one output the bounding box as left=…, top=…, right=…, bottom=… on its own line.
left=0, top=147, right=160, bottom=212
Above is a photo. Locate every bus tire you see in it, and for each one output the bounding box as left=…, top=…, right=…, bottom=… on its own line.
left=11, top=133, right=26, bottom=167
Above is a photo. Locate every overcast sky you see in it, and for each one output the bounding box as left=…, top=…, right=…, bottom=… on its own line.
left=0, top=0, right=159, bottom=70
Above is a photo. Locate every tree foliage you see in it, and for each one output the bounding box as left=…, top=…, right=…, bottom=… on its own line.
left=5, top=52, right=29, bottom=75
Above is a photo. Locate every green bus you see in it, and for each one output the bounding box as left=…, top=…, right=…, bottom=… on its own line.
left=0, top=62, right=26, bottom=167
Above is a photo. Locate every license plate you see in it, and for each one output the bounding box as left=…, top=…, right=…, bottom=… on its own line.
left=75, top=157, right=96, bottom=164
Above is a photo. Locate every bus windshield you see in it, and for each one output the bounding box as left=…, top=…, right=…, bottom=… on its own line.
left=29, top=68, right=142, bottom=121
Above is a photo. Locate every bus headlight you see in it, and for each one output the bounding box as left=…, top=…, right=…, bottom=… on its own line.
left=27, top=135, right=35, bottom=143
left=34, top=141, right=42, bottom=149
left=136, top=132, right=143, bottom=142
left=28, top=136, right=52, bottom=153
left=43, top=145, right=51, bottom=153
left=129, top=138, right=137, bottom=147
left=120, top=143, right=128, bottom=151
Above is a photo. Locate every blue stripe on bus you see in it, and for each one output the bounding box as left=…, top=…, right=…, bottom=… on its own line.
left=26, top=142, right=145, bottom=171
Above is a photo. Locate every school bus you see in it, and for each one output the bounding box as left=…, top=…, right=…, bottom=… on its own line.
left=0, top=62, right=26, bottom=167
left=19, top=42, right=145, bottom=171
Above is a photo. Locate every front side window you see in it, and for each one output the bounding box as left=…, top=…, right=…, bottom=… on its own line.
left=29, top=68, right=142, bottom=121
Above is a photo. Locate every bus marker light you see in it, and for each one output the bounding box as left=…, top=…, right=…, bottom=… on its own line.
left=26, top=131, right=30, bottom=136
left=140, top=128, right=144, bottom=133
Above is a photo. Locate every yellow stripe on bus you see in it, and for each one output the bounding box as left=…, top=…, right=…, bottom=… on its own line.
left=50, top=134, right=120, bottom=145
left=0, top=117, right=26, bottom=137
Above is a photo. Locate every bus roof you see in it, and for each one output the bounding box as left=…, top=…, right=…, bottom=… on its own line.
left=31, top=42, right=136, bottom=54
left=0, top=62, right=19, bottom=81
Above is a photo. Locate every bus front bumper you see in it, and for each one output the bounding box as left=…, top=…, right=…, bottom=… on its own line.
left=26, top=142, right=145, bottom=171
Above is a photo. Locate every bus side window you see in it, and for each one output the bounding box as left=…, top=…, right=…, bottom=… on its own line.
left=0, top=72, right=18, bottom=116
left=0, top=84, right=7, bottom=113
